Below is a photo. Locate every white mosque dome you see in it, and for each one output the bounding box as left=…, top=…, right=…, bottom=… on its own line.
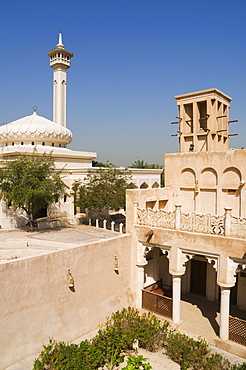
left=0, top=110, right=73, bottom=145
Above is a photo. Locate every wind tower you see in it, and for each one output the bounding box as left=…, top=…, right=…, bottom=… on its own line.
left=47, top=30, right=74, bottom=127
left=172, top=89, right=236, bottom=152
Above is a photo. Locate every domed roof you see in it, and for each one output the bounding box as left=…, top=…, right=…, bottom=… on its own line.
left=0, top=111, right=73, bottom=144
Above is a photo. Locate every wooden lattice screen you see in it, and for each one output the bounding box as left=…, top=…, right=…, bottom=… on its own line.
left=142, top=289, right=172, bottom=319
left=229, top=315, right=246, bottom=347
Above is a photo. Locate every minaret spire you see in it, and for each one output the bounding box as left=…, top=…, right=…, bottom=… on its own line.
left=47, top=30, right=74, bottom=127
left=57, top=28, right=64, bottom=49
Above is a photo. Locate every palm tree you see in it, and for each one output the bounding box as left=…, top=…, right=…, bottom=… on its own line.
left=131, top=159, right=148, bottom=168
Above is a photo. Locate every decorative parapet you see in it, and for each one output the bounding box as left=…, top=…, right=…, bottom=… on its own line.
left=230, top=215, right=246, bottom=239
left=136, top=206, right=246, bottom=239
left=137, top=208, right=175, bottom=229
left=180, top=212, right=224, bottom=235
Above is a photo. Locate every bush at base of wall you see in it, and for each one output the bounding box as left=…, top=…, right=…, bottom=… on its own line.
left=33, top=307, right=246, bottom=370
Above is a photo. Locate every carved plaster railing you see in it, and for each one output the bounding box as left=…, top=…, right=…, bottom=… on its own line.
left=230, top=215, right=246, bottom=239
left=136, top=204, right=246, bottom=239
left=137, top=208, right=175, bottom=229
left=180, top=212, right=224, bottom=235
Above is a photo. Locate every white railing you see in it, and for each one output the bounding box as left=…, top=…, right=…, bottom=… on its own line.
left=88, top=218, right=124, bottom=233
left=136, top=205, right=246, bottom=239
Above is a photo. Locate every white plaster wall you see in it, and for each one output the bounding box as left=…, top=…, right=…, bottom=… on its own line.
left=0, top=235, right=133, bottom=369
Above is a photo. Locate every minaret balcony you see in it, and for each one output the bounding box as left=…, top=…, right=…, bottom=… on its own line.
left=50, top=58, right=71, bottom=68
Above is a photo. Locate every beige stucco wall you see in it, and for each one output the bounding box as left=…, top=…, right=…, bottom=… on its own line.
left=0, top=234, right=133, bottom=369
left=165, top=149, right=246, bottom=216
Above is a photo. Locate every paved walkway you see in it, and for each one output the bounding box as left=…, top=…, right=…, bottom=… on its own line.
left=179, top=293, right=246, bottom=345
left=0, top=225, right=122, bottom=262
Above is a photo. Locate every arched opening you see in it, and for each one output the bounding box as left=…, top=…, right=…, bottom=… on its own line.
left=199, top=168, right=218, bottom=214
left=152, top=182, right=159, bottom=188
left=140, top=182, right=148, bottom=189
left=180, top=168, right=196, bottom=212
left=222, top=167, right=241, bottom=216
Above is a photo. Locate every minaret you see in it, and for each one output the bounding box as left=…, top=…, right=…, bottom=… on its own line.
left=47, top=30, right=74, bottom=127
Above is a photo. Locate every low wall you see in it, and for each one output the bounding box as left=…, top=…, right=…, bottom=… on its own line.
left=0, top=234, right=133, bottom=369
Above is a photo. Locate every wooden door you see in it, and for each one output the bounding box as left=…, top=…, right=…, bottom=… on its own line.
left=190, top=259, right=207, bottom=296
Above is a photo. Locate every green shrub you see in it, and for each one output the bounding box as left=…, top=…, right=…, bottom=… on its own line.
left=33, top=338, right=104, bottom=370
left=90, top=307, right=168, bottom=368
left=164, top=331, right=210, bottom=369
left=233, top=364, right=246, bottom=370
left=164, top=331, right=240, bottom=370
left=33, top=307, right=246, bottom=370
left=122, top=355, right=152, bottom=369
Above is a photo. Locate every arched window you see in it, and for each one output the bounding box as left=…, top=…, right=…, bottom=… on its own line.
left=152, top=182, right=159, bottom=188
left=140, top=182, right=148, bottom=189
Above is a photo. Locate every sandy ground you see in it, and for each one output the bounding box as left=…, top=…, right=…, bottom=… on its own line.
left=118, top=348, right=180, bottom=369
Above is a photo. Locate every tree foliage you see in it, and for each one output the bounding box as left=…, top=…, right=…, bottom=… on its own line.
left=74, top=165, right=134, bottom=213
left=131, top=159, right=148, bottom=169
left=0, top=151, right=66, bottom=224
left=92, top=160, right=114, bottom=167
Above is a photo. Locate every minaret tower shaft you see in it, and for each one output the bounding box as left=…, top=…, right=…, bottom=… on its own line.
left=47, top=30, right=74, bottom=127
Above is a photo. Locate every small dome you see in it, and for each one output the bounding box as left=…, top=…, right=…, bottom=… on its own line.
left=0, top=112, right=73, bottom=145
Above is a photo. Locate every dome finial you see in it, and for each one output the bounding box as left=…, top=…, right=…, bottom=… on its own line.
left=33, top=106, right=38, bottom=113
left=57, top=28, right=64, bottom=49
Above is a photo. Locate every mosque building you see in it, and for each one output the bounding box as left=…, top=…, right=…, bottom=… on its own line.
left=0, top=31, right=161, bottom=228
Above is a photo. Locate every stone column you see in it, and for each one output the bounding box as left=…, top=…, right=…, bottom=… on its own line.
left=172, top=274, right=182, bottom=325
left=175, top=204, right=182, bottom=230
left=136, top=263, right=147, bottom=309
left=219, top=286, right=231, bottom=340
left=224, top=207, right=232, bottom=237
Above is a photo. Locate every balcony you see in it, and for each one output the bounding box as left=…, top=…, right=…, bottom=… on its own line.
left=136, top=206, right=246, bottom=239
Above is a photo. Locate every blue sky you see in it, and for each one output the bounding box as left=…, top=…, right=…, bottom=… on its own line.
left=0, top=0, right=246, bottom=166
